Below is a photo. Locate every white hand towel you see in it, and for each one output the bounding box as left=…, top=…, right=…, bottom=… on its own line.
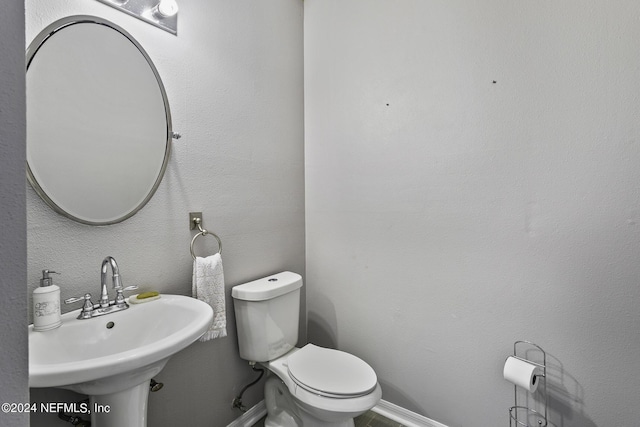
left=192, top=253, right=227, bottom=341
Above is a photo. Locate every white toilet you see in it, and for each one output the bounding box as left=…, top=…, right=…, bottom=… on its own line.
left=232, top=271, right=382, bottom=427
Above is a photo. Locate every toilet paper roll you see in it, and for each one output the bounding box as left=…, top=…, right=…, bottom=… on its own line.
left=503, top=356, right=540, bottom=392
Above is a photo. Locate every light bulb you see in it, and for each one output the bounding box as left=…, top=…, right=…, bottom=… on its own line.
left=156, top=0, right=178, bottom=17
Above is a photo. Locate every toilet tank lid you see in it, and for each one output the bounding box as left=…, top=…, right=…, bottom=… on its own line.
left=231, top=271, right=302, bottom=301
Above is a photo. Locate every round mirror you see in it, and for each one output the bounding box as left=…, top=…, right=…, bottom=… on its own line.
left=26, top=16, right=172, bottom=225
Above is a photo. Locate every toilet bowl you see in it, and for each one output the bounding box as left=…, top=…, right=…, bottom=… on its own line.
left=232, top=272, right=382, bottom=426
left=264, top=345, right=382, bottom=426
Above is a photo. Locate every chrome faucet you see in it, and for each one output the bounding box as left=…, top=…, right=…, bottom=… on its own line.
left=100, top=256, right=122, bottom=308
left=65, top=256, right=137, bottom=319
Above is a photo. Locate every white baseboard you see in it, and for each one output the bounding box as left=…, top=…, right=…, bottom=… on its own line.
left=371, top=400, right=449, bottom=427
left=226, top=398, right=448, bottom=427
left=226, top=400, right=267, bottom=427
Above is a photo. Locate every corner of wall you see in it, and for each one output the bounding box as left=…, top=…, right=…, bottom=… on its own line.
left=0, top=2, right=28, bottom=427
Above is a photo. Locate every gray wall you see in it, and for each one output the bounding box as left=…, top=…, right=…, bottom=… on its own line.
left=305, top=1, right=640, bottom=426
left=0, top=2, right=28, bottom=427
left=26, top=1, right=304, bottom=426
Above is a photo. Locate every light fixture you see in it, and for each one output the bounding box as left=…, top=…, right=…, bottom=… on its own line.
left=94, top=0, right=179, bottom=35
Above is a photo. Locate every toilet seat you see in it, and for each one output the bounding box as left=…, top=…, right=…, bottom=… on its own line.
left=287, top=344, right=377, bottom=399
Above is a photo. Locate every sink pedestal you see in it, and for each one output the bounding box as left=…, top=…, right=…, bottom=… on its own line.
left=61, top=358, right=168, bottom=427
left=90, top=381, right=150, bottom=427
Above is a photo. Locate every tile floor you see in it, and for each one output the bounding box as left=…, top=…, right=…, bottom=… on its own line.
left=253, top=410, right=405, bottom=427
left=354, top=410, right=406, bottom=427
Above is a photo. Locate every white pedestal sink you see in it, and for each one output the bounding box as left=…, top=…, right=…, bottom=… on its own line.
left=29, top=294, right=213, bottom=427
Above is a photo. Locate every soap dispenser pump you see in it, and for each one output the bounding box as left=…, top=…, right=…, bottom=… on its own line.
left=33, top=270, right=62, bottom=331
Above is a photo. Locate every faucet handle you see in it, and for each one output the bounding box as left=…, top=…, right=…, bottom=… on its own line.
left=64, top=293, right=91, bottom=304
left=64, top=293, right=95, bottom=319
left=114, top=285, right=138, bottom=306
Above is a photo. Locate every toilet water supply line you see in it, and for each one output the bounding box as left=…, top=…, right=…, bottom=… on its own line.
left=232, top=362, right=265, bottom=412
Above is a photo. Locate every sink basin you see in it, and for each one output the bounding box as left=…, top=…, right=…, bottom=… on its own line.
left=29, top=294, right=213, bottom=426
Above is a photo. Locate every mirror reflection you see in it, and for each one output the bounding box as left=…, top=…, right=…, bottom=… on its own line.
left=27, top=16, right=172, bottom=225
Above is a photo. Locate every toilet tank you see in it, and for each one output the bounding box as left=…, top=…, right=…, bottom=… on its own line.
left=231, top=271, right=302, bottom=362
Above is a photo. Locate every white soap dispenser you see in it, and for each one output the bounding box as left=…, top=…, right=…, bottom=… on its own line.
left=33, top=270, right=62, bottom=331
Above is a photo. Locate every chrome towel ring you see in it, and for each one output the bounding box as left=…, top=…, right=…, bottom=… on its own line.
left=190, top=218, right=222, bottom=260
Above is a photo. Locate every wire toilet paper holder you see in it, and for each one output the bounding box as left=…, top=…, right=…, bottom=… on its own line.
left=508, top=341, right=548, bottom=427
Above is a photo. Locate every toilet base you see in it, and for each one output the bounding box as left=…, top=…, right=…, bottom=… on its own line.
left=265, top=413, right=354, bottom=427
left=297, top=413, right=355, bottom=427
left=264, top=376, right=356, bottom=427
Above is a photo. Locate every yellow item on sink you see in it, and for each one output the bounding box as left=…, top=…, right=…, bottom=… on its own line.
left=129, top=291, right=160, bottom=304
